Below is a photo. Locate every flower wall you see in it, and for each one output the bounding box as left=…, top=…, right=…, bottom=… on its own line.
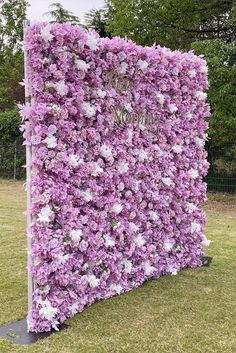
left=21, top=23, right=211, bottom=332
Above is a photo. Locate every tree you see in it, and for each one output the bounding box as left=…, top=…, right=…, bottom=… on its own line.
left=44, top=2, right=80, bottom=24
left=84, top=7, right=112, bottom=38
left=192, top=39, right=236, bottom=145
left=106, top=0, right=236, bottom=49
left=0, top=0, right=28, bottom=54
left=0, top=0, right=28, bottom=111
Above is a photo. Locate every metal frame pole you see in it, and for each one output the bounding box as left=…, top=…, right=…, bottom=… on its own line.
left=23, top=19, right=33, bottom=313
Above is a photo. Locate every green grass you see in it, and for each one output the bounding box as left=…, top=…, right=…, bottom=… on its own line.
left=0, top=180, right=235, bottom=353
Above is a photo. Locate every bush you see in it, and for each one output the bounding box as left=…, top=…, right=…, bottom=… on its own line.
left=0, top=109, right=25, bottom=179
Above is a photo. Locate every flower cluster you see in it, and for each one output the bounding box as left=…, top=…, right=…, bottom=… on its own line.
left=21, top=23, right=211, bottom=332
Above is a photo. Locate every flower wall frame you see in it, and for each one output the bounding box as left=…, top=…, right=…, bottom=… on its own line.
left=21, top=23, right=211, bottom=332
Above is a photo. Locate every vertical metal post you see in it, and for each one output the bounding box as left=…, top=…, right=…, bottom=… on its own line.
left=23, top=19, right=33, bottom=314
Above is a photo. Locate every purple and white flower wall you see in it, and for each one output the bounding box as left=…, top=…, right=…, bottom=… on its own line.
left=21, top=23, right=211, bottom=332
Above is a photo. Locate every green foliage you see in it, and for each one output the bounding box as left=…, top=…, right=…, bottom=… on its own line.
left=84, top=7, right=112, bottom=38
left=0, top=0, right=28, bottom=54
left=106, top=0, right=236, bottom=49
left=192, top=40, right=236, bottom=145
left=44, top=2, right=80, bottom=24
left=0, top=109, right=25, bottom=179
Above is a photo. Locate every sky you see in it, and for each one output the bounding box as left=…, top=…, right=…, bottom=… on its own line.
left=27, top=0, right=105, bottom=23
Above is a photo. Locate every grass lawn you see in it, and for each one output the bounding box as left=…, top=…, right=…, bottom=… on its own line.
left=0, top=179, right=235, bottom=353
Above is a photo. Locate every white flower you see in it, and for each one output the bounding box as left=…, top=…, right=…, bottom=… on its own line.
left=82, top=102, right=96, bottom=118
left=190, top=221, right=201, bottom=233
left=118, top=182, right=125, bottom=191
left=51, top=104, right=60, bottom=115
left=143, top=261, right=155, bottom=276
left=91, top=163, right=103, bottom=177
left=188, top=69, right=196, bottom=78
left=127, top=128, right=133, bottom=142
left=39, top=285, right=50, bottom=295
left=135, top=234, right=146, bottom=247
left=124, top=103, right=133, bottom=113
left=199, top=65, right=208, bottom=74
left=86, top=33, right=99, bottom=51
left=149, top=211, right=159, bottom=221
left=186, top=202, right=197, bottom=213
left=70, top=229, right=83, bottom=243
left=110, top=283, right=123, bottom=294
left=38, top=205, right=53, bottom=223
left=138, top=149, right=148, bottom=162
left=156, top=92, right=165, bottom=105
left=54, top=80, right=68, bottom=96
left=100, top=144, right=113, bottom=160
left=117, top=162, right=129, bottom=174
left=75, top=59, right=90, bottom=72
left=70, top=303, right=79, bottom=315
left=39, top=300, right=58, bottom=321
left=129, top=222, right=139, bottom=233
left=103, top=233, right=115, bottom=247
left=41, top=25, right=54, bottom=43
left=111, top=203, right=123, bottom=214
left=137, top=59, right=149, bottom=71
left=123, top=259, right=133, bottom=274
left=119, top=61, right=129, bottom=74
left=202, top=234, right=211, bottom=247
left=194, top=136, right=205, bottom=147
left=195, top=91, right=207, bottom=100
left=168, top=103, right=178, bottom=114
left=81, top=188, right=93, bottom=202
left=44, top=134, right=57, bottom=148
left=58, top=253, right=70, bottom=264
left=167, top=266, right=178, bottom=276
left=69, top=154, right=82, bottom=168
left=172, top=145, right=183, bottom=154
left=87, top=274, right=100, bottom=288
left=188, top=168, right=199, bottom=179
left=162, top=177, right=173, bottom=186
left=164, top=239, right=173, bottom=252
left=96, top=89, right=106, bottom=98
left=186, top=112, right=194, bottom=120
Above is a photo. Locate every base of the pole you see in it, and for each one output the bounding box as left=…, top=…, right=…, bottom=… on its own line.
left=0, top=318, right=68, bottom=345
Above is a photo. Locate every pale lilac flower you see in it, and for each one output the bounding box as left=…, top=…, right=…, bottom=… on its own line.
left=190, top=222, right=201, bottom=233
left=44, top=135, right=57, bottom=148
left=188, top=168, right=199, bottom=179
left=119, top=61, right=128, bottom=74
left=110, top=283, right=123, bottom=294
left=54, top=80, right=68, bottom=96
left=188, top=69, right=196, bottom=78
left=96, top=89, right=106, bottom=98
left=163, top=239, right=173, bottom=252
left=111, top=203, right=123, bottom=214
left=75, top=59, right=90, bottom=72
left=82, top=102, right=96, bottom=118
left=194, top=137, right=205, bottom=147
left=168, top=103, right=178, bottom=114
left=69, top=154, right=82, bottom=168
left=91, top=163, right=103, bottom=177
left=143, top=261, right=155, bottom=276
left=122, top=259, right=133, bottom=274
left=129, top=222, right=139, bottom=233
left=103, top=233, right=115, bottom=247
left=156, top=92, right=165, bottom=105
left=149, top=211, right=159, bottom=221
left=87, top=275, right=100, bottom=288
left=117, top=162, right=129, bottom=174
left=81, top=189, right=93, bottom=202
left=41, top=25, right=54, bottom=42
left=86, top=33, right=99, bottom=51
left=70, top=229, right=83, bottom=243
left=38, top=205, right=53, bottom=223
left=172, top=145, right=183, bottom=154
left=195, top=91, right=207, bottom=101
left=162, top=177, right=173, bottom=186
left=100, top=144, right=113, bottom=160
left=137, top=59, right=148, bottom=71
left=39, top=300, right=58, bottom=321
left=186, top=202, right=197, bottom=213
left=135, top=234, right=146, bottom=247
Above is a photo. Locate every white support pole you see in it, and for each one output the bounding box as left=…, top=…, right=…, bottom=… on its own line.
left=23, top=19, right=34, bottom=313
